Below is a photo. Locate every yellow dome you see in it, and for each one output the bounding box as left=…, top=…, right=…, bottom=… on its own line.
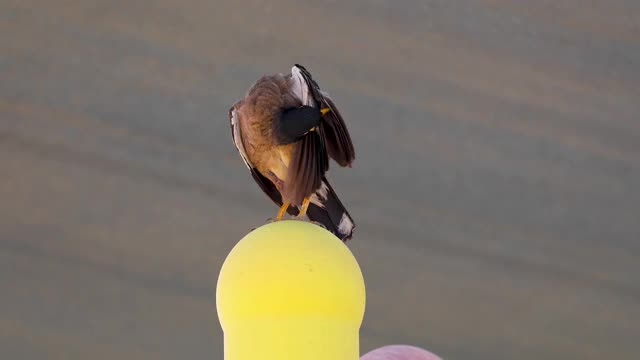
left=216, top=220, right=366, bottom=360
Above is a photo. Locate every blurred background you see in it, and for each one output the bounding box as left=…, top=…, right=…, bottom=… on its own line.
left=1, top=0, right=639, bottom=359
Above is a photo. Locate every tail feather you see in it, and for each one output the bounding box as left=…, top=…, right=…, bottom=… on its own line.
left=306, top=177, right=355, bottom=241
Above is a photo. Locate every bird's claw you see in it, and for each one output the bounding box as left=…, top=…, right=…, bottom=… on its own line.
left=309, top=221, right=327, bottom=230
left=265, top=216, right=288, bottom=223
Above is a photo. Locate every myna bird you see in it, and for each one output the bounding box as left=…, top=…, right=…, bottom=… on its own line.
left=229, top=64, right=355, bottom=241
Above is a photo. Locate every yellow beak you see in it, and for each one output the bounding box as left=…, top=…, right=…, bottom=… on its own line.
left=320, top=107, right=331, bottom=116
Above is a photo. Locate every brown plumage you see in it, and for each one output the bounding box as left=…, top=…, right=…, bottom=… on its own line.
left=229, top=64, right=355, bottom=241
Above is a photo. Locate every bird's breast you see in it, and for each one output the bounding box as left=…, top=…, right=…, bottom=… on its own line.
left=249, top=142, right=293, bottom=184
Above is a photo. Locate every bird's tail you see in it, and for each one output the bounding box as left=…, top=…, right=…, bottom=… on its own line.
left=306, top=177, right=355, bottom=241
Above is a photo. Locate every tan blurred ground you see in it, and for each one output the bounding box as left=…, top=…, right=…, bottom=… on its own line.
left=1, top=1, right=639, bottom=359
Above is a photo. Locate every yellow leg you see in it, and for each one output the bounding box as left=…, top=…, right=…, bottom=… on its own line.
left=276, top=202, right=290, bottom=220
left=297, top=197, right=311, bottom=218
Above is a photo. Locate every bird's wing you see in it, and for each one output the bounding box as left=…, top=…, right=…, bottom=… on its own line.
left=229, top=104, right=296, bottom=214
left=229, top=104, right=251, bottom=169
left=320, top=94, right=355, bottom=167
left=285, top=129, right=328, bottom=205
left=291, top=64, right=355, bottom=167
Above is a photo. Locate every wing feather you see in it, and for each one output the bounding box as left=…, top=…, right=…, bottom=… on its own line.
left=284, top=130, right=328, bottom=205
left=291, top=64, right=355, bottom=167
left=321, top=94, right=355, bottom=166
left=229, top=105, right=251, bottom=169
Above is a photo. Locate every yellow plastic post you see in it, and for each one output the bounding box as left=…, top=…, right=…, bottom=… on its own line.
left=216, top=220, right=366, bottom=360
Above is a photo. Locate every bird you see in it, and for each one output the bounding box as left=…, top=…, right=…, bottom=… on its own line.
left=229, top=64, right=356, bottom=241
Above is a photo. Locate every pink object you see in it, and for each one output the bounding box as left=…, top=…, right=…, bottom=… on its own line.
left=361, top=345, right=442, bottom=360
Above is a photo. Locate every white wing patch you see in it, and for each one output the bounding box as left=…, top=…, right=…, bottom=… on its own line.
left=290, top=66, right=316, bottom=107
left=230, top=107, right=252, bottom=169
left=338, top=213, right=354, bottom=235
left=315, top=182, right=329, bottom=200
left=309, top=182, right=329, bottom=208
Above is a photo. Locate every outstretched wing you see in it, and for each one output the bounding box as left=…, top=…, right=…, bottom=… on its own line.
left=229, top=104, right=297, bottom=214
left=292, top=64, right=355, bottom=167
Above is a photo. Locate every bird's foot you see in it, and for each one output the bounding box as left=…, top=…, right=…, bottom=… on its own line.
left=273, top=201, right=291, bottom=222
left=297, top=197, right=311, bottom=218
left=250, top=216, right=285, bottom=231
left=265, top=217, right=281, bottom=224
left=309, top=220, right=327, bottom=230
left=265, top=214, right=294, bottom=223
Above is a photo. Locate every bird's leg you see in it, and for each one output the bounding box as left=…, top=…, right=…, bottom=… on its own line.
left=276, top=202, right=290, bottom=220
left=297, top=197, right=311, bottom=218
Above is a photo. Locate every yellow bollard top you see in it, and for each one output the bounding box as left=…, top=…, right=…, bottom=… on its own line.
left=217, top=220, right=366, bottom=360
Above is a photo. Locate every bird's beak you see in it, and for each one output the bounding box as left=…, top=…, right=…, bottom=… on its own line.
left=320, top=107, right=331, bottom=116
